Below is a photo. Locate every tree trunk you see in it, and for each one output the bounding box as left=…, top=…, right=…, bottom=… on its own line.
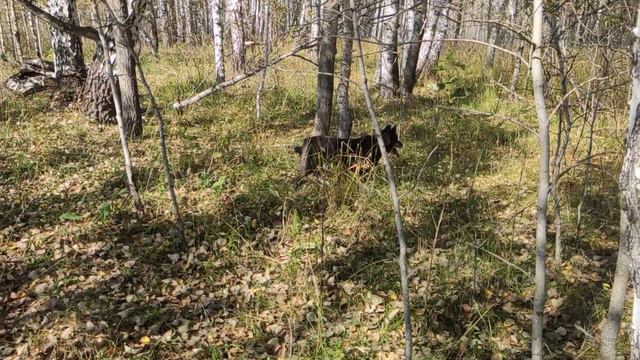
left=399, top=0, right=416, bottom=73
left=0, top=8, right=6, bottom=60
left=21, top=8, right=34, bottom=52
left=417, top=0, right=449, bottom=80
left=48, top=0, right=85, bottom=78
left=210, top=0, right=225, bottom=83
left=530, top=0, right=550, bottom=358
left=255, top=0, right=269, bottom=120
left=400, top=0, right=425, bottom=96
left=184, top=0, right=193, bottom=44
left=27, top=12, right=43, bottom=58
left=157, top=0, right=173, bottom=45
left=621, top=7, right=640, bottom=359
left=226, top=0, right=245, bottom=74
left=147, top=0, right=160, bottom=56
left=107, top=0, right=143, bottom=138
left=337, top=0, right=353, bottom=139
left=378, top=0, right=399, bottom=98
left=485, top=0, right=505, bottom=67
left=549, top=12, right=572, bottom=267
left=601, top=215, right=631, bottom=360
left=507, top=0, right=517, bottom=47
left=312, top=1, right=339, bottom=136
left=509, top=45, right=523, bottom=95
left=93, top=2, right=143, bottom=211
left=79, top=53, right=116, bottom=124
left=173, top=0, right=183, bottom=41
left=7, top=0, right=23, bottom=62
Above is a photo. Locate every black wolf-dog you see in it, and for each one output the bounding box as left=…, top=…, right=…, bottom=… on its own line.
left=293, top=125, right=403, bottom=176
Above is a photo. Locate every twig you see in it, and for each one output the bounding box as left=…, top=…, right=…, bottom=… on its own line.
left=349, top=1, right=412, bottom=358
left=434, top=105, right=537, bottom=135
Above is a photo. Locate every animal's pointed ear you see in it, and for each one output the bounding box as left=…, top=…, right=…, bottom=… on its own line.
left=383, top=124, right=391, bottom=131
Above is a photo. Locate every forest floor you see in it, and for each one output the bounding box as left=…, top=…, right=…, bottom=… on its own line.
left=0, top=44, right=629, bottom=359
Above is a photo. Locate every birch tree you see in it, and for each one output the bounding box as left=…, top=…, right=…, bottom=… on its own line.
left=48, top=0, right=86, bottom=78
left=416, top=0, right=449, bottom=80
left=156, top=0, right=173, bottom=45
left=7, top=0, right=23, bottom=62
left=27, top=12, right=43, bottom=58
left=226, top=0, right=245, bottom=74
left=610, top=7, right=640, bottom=359
left=92, top=3, right=143, bottom=210
left=378, top=0, right=399, bottom=98
left=312, top=1, right=339, bottom=136
left=255, top=0, right=269, bottom=120
left=485, top=0, right=506, bottom=67
left=210, top=0, right=225, bottom=83
left=400, top=0, right=423, bottom=96
left=530, top=0, right=550, bottom=358
left=106, top=0, right=143, bottom=138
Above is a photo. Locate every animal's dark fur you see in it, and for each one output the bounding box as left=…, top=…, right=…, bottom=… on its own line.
left=293, top=125, right=403, bottom=175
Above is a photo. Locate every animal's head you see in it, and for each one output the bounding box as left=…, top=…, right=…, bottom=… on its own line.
left=381, top=125, right=403, bottom=155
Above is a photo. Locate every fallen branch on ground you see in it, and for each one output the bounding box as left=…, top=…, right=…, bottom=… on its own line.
left=173, top=41, right=317, bottom=110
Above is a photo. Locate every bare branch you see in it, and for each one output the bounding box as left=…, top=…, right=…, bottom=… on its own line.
left=16, top=0, right=99, bottom=42
left=173, top=41, right=317, bottom=110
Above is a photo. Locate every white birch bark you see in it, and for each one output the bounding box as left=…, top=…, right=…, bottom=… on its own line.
left=210, top=0, right=225, bottom=83
left=255, top=0, right=269, bottom=120
left=378, top=0, right=399, bottom=98
left=417, top=1, right=449, bottom=80
left=226, top=0, right=245, bottom=73
left=27, top=12, right=43, bottom=58
left=48, top=0, right=85, bottom=77
left=621, top=8, right=640, bottom=359
left=416, top=0, right=443, bottom=77
left=486, top=0, right=506, bottom=66
left=399, top=0, right=416, bottom=72
left=157, top=0, right=173, bottom=45
left=173, top=0, right=183, bottom=41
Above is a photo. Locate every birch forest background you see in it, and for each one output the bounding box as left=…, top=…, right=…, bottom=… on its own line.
left=2, top=0, right=640, bottom=358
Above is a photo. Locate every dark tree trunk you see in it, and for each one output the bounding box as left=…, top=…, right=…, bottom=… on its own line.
left=79, top=53, right=116, bottom=124
left=312, top=1, right=339, bottom=136
left=337, top=0, right=353, bottom=139
left=108, top=0, right=143, bottom=138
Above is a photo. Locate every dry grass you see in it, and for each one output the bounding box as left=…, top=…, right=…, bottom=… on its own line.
left=0, top=43, right=630, bottom=359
